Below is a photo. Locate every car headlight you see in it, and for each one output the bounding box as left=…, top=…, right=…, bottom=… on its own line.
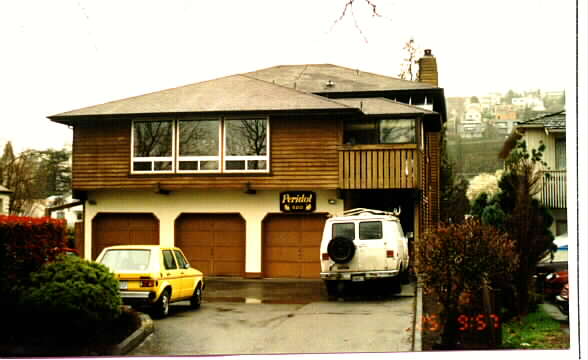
left=546, top=273, right=558, bottom=280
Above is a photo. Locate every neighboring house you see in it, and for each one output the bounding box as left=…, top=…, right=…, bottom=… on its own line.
left=0, top=185, right=13, bottom=214
left=515, top=110, right=567, bottom=236
left=44, top=194, right=84, bottom=228
left=459, top=97, right=485, bottom=138
left=48, top=50, right=447, bottom=279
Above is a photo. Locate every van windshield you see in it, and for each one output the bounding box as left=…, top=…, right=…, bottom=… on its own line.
left=333, top=222, right=355, bottom=240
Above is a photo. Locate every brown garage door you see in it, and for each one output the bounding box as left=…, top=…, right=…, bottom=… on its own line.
left=92, top=213, right=159, bottom=260
left=175, top=214, right=245, bottom=276
left=262, top=213, right=327, bottom=279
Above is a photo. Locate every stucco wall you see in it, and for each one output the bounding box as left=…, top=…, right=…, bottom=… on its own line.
left=84, top=189, right=343, bottom=273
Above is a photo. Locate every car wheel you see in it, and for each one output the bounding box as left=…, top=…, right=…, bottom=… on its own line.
left=154, top=289, right=171, bottom=318
left=327, top=237, right=356, bottom=264
left=190, top=285, right=202, bottom=309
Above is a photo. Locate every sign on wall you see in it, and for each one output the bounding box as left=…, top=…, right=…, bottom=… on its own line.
left=280, top=191, right=316, bottom=213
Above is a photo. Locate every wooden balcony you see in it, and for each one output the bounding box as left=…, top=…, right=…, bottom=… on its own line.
left=540, top=170, right=567, bottom=209
left=338, top=145, right=422, bottom=190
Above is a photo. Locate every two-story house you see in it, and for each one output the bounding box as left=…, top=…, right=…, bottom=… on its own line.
left=515, top=110, right=567, bottom=236
left=48, top=50, right=446, bottom=279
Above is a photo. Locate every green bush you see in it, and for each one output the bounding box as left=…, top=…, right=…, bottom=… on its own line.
left=16, top=255, right=122, bottom=339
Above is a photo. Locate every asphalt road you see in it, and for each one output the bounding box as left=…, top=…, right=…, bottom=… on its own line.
left=129, top=279, right=416, bottom=356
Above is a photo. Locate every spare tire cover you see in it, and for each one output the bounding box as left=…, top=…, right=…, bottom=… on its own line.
left=327, top=237, right=356, bottom=264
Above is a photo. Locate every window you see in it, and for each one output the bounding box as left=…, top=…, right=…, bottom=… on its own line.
left=173, top=250, right=189, bottom=269
left=224, top=119, right=268, bottom=172
left=344, top=118, right=417, bottom=145
left=178, top=119, right=220, bottom=172
left=555, top=138, right=566, bottom=170
left=359, top=221, right=382, bottom=240
left=100, top=249, right=151, bottom=272
left=131, top=117, right=269, bottom=174
left=333, top=222, right=355, bottom=240
left=162, top=250, right=178, bottom=270
left=380, top=119, right=415, bottom=144
left=132, top=120, right=174, bottom=173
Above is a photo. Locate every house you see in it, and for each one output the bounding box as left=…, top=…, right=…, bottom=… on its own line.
left=48, top=50, right=447, bottom=279
left=0, top=185, right=12, bottom=214
left=459, top=97, right=485, bottom=138
left=515, top=110, right=567, bottom=236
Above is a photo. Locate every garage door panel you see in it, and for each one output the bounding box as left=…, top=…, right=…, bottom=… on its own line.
left=265, top=247, right=299, bottom=262
left=214, top=246, right=244, bottom=261
left=300, top=247, right=320, bottom=262
left=265, top=262, right=299, bottom=278
left=300, top=232, right=322, bottom=247
left=213, top=261, right=243, bottom=276
left=300, top=263, right=321, bottom=279
left=301, top=217, right=325, bottom=232
left=265, top=232, right=300, bottom=247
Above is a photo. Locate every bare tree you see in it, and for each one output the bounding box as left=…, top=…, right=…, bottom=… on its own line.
left=399, top=38, right=421, bottom=81
left=333, top=0, right=381, bottom=41
left=0, top=147, right=42, bottom=216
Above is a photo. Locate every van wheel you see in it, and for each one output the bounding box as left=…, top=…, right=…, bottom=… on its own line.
left=327, top=237, right=356, bottom=264
left=325, top=280, right=340, bottom=298
left=400, top=265, right=410, bottom=284
left=386, top=278, right=401, bottom=295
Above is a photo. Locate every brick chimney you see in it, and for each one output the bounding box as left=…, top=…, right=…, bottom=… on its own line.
left=418, top=49, right=438, bottom=87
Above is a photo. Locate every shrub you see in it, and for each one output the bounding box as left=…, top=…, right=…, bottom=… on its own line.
left=415, top=219, right=519, bottom=349
left=0, top=215, right=68, bottom=298
left=16, top=255, right=122, bottom=340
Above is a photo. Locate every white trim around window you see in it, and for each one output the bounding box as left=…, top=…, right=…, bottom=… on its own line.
left=131, top=116, right=270, bottom=175
left=223, top=117, right=270, bottom=173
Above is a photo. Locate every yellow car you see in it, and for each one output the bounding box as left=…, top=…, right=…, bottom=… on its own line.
left=96, top=245, right=204, bottom=318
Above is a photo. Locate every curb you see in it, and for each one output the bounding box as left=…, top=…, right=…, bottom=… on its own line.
left=413, top=281, right=423, bottom=352
left=109, top=312, right=154, bottom=355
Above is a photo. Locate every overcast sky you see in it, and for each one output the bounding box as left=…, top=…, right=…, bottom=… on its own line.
left=0, top=0, right=579, bottom=153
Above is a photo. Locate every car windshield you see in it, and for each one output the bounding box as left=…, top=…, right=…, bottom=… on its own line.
left=100, top=249, right=151, bottom=272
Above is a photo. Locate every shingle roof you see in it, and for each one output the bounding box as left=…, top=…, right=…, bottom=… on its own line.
left=49, top=74, right=357, bottom=124
left=332, top=97, right=437, bottom=116
left=516, top=110, right=566, bottom=130
left=245, top=64, right=437, bottom=93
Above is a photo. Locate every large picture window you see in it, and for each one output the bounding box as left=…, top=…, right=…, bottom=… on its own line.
left=177, top=119, right=220, bottom=172
left=132, top=120, right=174, bottom=173
left=131, top=117, right=269, bottom=174
left=224, top=119, right=268, bottom=172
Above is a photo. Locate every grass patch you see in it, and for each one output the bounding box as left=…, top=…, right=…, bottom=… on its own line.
left=502, top=308, right=569, bottom=349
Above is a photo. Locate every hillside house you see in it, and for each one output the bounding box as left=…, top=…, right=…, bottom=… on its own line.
left=48, top=51, right=447, bottom=279
left=515, top=111, right=567, bottom=236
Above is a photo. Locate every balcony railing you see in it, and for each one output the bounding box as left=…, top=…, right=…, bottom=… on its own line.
left=540, top=170, right=567, bottom=209
left=338, top=145, right=421, bottom=190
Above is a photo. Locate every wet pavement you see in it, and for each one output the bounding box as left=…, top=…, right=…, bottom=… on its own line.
left=130, top=278, right=418, bottom=356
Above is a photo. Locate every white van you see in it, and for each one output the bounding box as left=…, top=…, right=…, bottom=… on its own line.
left=319, top=208, right=410, bottom=296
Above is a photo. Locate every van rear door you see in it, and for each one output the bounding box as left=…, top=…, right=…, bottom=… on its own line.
left=355, top=220, right=389, bottom=271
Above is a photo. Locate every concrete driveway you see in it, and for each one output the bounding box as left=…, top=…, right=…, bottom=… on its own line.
left=129, top=278, right=417, bottom=356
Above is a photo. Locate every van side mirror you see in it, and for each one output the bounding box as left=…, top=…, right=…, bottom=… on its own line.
left=406, top=232, right=414, bottom=240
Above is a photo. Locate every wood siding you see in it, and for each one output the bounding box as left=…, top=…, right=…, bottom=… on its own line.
left=338, top=145, right=422, bottom=189
left=72, top=115, right=340, bottom=191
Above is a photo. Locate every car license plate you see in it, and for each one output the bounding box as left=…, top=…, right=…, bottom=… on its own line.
left=119, top=280, right=128, bottom=290
left=352, top=276, right=365, bottom=282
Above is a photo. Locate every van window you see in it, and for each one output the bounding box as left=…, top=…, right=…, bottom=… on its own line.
left=359, top=221, right=383, bottom=240
left=333, top=223, right=355, bottom=240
